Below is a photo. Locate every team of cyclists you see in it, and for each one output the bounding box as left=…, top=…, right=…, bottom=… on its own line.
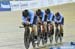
left=21, top=8, right=64, bottom=49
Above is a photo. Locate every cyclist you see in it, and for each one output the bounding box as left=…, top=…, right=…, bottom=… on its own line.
left=54, top=12, right=64, bottom=43
left=31, top=12, right=38, bottom=48
left=35, top=9, right=47, bottom=46
left=45, top=8, right=54, bottom=44
left=22, top=9, right=34, bottom=49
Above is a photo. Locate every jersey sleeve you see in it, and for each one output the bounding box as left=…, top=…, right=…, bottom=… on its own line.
left=54, top=16, right=58, bottom=23
left=22, top=16, right=27, bottom=23
left=58, top=13, right=64, bottom=23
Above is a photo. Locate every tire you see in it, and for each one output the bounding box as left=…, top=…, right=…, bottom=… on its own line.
left=55, top=35, right=59, bottom=43
left=60, top=36, right=62, bottom=43
left=31, top=33, right=36, bottom=48
left=24, top=36, right=30, bottom=49
left=55, top=28, right=63, bottom=43
left=47, top=25, right=54, bottom=44
left=55, top=28, right=59, bottom=43
left=37, top=27, right=41, bottom=46
left=49, top=35, right=53, bottom=43
left=24, top=27, right=30, bottom=49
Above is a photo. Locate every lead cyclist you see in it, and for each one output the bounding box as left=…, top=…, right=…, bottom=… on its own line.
left=22, top=9, right=35, bottom=49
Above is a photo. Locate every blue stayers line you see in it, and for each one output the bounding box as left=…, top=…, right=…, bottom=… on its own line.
left=49, top=42, right=75, bottom=49
left=50, top=46, right=75, bottom=49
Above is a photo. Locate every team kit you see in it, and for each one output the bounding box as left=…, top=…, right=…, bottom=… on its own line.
left=21, top=8, right=64, bottom=49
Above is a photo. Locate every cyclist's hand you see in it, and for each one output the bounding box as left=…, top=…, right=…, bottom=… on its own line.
left=26, top=21, right=30, bottom=25
left=47, top=19, right=49, bottom=21
left=56, top=21, right=60, bottom=23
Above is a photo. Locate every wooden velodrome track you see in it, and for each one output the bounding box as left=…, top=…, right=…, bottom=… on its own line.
left=0, top=2, right=75, bottom=49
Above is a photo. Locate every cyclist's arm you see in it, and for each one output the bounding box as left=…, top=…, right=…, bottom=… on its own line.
left=58, top=16, right=63, bottom=23
left=22, top=16, right=27, bottom=23
left=54, top=17, right=59, bottom=23
left=58, top=12, right=64, bottom=23
left=22, top=16, right=31, bottom=25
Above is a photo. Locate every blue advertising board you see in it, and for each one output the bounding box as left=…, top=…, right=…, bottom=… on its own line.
left=0, top=1, right=11, bottom=11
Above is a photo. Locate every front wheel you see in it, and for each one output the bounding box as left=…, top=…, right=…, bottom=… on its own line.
left=55, top=28, right=63, bottom=43
left=55, top=28, right=60, bottom=43
left=24, top=37, right=30, bottom=49
left=24, top=27, right=30, bottom=49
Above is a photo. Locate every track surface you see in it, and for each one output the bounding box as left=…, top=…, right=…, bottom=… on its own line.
left=0, top=3, right=75, bottom=49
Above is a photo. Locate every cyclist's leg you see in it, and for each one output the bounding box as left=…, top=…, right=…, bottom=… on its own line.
left=50, top=23, right=54, bottom=43
left=55, top=23, right=59, bottom=43
left=40, top=24, right=45, bottom=45
left=34, top=25, right=39, bottom=46
left=59, top=25, right=63, bottom=43
left=41, top=22, right=47, bottom=45
left=47, top=22, right=54, bottom=44
left=44, top=22, right=47, bottom=33
left=59, top=18, right=64, bottom=43
left=29, top=26, right=36, bottom=48
left=60, top=25, right=63, bottom=37
left=31, top=24, right=38, bottom=48
left=33, top=24, right=38, bottom=37
left=37, top=24, right=41, bottom=46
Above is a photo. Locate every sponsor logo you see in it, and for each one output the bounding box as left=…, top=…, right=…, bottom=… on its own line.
left=0, top=1, right=11, bottom=11
left=0, top=3, right=10, bottom=8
